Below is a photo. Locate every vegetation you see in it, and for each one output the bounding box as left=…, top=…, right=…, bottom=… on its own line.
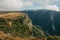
left=0, top=12, right=60, bottom=40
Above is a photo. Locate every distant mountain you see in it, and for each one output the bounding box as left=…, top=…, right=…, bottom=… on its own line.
left=23, top=10, right=60, bottom=36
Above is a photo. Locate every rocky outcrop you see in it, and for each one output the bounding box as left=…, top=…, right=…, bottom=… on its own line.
left=0, top=12, right=33, bottom=40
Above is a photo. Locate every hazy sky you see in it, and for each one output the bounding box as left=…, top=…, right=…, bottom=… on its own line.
left=0, top=0, right=60, bottom=11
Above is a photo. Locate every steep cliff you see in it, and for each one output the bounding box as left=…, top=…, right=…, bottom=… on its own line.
left=0, top=12, right=33, bottom=40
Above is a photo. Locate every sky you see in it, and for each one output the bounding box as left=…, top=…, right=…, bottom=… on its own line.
left=0, top=0, right=60, bottom=11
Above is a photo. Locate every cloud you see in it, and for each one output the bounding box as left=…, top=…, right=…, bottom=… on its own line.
left=40, top=5, right=59, bottom=11
left=0, top=0, right=34, bottom=11
left=0, top=0, right=60, bottom=11
left=0, top=0, right=23, bottom=8
left=28, top=0, right=58, bottom=5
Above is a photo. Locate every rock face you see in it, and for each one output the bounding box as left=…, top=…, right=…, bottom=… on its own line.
left=0, top=12, right=33, bottom=40
left=0, top=12, right=32, bottom=29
